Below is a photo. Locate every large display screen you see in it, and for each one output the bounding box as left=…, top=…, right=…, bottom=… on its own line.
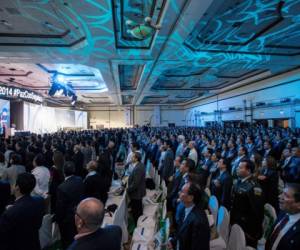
left=0, top=99, right=10, bottom=135
left=23, top=102, right=87, bottom=133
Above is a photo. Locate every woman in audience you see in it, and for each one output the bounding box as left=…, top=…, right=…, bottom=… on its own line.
left=257, top=156, right=279, bottom=212
left=49, top=151, right=65, bottom=213
left=250, top=152, right=263, bottom=177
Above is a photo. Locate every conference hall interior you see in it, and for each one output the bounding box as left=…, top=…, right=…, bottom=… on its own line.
left=0, top=1, right=300, bottom=250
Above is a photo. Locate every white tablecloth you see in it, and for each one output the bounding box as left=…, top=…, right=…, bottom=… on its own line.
left=102, top=180, right=128, bottom=244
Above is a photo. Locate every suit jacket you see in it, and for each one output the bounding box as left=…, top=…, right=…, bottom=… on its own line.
left=0, top=195, right=44, bottom=250
left=55, top=175, right=84, bottom=224
left=231, top=155, right=247, bottom=178
left=162, top=149, right=175, bottom=181
left=266, top=213, right=300, bottom=250
left=72, top=151, right=85, bottom=177
left=127, top=162, right=146, bottom=200
left=84, top=172, right=110, bottom=204
left=0, top=180, right=11, bottom=215
left=171, top=206, right=210, bottom=250
left=211, top=170, right=232, bottom=210
left=282, top=156, right=300, bottom=183
left=67, top=225, right=122, bottom=250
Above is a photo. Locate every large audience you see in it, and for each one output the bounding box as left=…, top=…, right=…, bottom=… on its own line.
left=0, top=124, right=300, bottom=250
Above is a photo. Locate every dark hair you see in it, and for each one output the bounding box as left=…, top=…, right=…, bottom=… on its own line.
left=64, top=161, right=76, bottom=176
left=239, top=145, right=248, bottom=156
left=206, top=148, right=213, bottom=156
left=10, top=153, right=22, bottom=165
left=220, top=157, right=230, bottom=169
left=0, top=152, right=5, bottom=163
left=186, top=158, right=196, bottom=172
left=286, top=183, right=300, bottom=202
left=131, top=142, right=140, bottom=150
left=165, top=139, right=173, bottom=148
left=187, top=182, right=203, bottom=206
left=16, top=173, right=36, bottom=195
left=240, top=159, right=255, bottom=173
left=53, top=151, right=65, bottom=171
left=133, top=151, right=142, bottom=162
left=34, top=153, right=45, bottom=166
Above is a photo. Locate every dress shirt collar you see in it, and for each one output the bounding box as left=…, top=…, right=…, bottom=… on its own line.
left=86, top=170, right=97, bottom=177
left=241, top=175, right=252, bottom=183
left=184, top=205, right=195, bottom=221
left=287, top=212, right=300, bottom=223
left=65, top=175, right=74, bottom=181
left=74, top=229, right=98, bottom=240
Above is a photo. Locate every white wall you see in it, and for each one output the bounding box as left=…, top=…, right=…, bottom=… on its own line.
left=184, top=68, right=300, bottom=127
left=89, top=109, right=127, bottom=128
left=134, top=106, right=185, bottom=126
left=88, top=106, right=185, bottom=128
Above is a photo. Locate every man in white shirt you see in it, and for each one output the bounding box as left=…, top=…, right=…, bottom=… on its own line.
left=31, top=154, right=50, bottom=198
left=175, top=135, right=185, bottom=157
left=265, top=183, right=300, bottom=250
left=188, top=141, right=198, bottom=166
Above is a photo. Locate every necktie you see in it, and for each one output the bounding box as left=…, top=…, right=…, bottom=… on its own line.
left=265, top=215, right=289, bottom=250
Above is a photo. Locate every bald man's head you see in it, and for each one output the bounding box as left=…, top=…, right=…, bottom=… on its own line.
left=86, top=160, right=98, bottom=171
left=75, top=198, right=105, bottom=232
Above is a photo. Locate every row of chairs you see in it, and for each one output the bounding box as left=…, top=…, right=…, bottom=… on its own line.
left=208, top=194, right=277, bottom=250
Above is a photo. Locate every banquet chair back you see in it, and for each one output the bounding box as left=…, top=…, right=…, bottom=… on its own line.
left=209, top=195, right=219, bottom=223
left=217, top=206, right=230, bottom=244
left=227, top=224, right=246, bottom=250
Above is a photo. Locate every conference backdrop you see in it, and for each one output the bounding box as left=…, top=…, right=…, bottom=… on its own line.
left=23, top=102, right=87, bottom=133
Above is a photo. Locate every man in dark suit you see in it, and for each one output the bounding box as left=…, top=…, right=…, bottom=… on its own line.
left=84, top=160, right=109, bottom=204
left=265, top=183, right=300, bottom=250
left=198, top=148, right=213, bottom=185
left=231, top=145, right=248, bottom=179
left=168, top=182, right=210, bottom=250
left=97, top=140, right=115, bottom=179
left=67, top=198, right=122, bottom=250
left=0, top=180, right=11, bottom=215
left=282, top=147, right=300, bottom=183
left=263, top=140, right=276, bottom=159
left=55, top=161, right=85, bottom=249
left=0, top=173, right=44, bottom=250
left=127, top=151, right=146, bottom=224
left=162, top=140, right=175, bottom=186
left=72, top=145, right=85, bottom=178
left=231, top=160, right=264, bottom=248
left=211, top=157, right=232, bottom=210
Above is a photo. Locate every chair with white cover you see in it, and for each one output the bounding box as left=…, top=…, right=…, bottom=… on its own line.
left=217, top=206, right=230, bottom=244
left=227, top=224, right=247, bottom=250
left=204, top=187, right=211, bottom=197
left=258, top=203, right=277, bottom=247
left=263, top=203, right=277, bottom=239
left=209, top=195, right=219, bottom=224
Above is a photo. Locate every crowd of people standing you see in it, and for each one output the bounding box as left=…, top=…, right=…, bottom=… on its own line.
left=0, top=124, right=299, bottom=250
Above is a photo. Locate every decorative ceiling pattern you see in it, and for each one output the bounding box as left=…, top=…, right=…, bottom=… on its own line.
left=0, top=0, right=299, bottom=107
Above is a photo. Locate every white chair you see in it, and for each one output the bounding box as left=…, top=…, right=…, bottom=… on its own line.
left=258, top=203, right=277, bottom=247
left=227, top=224, right=246, bottom=250
left=161, top=180, right=167, bottom=199
left=204, top=187, right=211, bottom=197
left=209, top=195, right=219, bottom=224
left=217, top=206, right=230, bottom=244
